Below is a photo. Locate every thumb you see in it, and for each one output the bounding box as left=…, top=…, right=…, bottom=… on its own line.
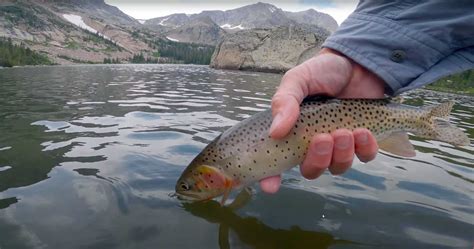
left=269, top=53, right=353, bottom=138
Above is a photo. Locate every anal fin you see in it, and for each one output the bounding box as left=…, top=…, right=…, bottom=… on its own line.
left=378, top=132, right=416, bottom=157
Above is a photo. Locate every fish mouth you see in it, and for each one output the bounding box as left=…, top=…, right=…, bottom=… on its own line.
left=173, top=192, right=203, bottom=202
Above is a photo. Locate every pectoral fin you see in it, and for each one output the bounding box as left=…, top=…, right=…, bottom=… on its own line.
left=220, top=187, right=231, bottom=206
left=378, top=132, right=416, bottom=157
left=227, top=187, right=253, bottom=210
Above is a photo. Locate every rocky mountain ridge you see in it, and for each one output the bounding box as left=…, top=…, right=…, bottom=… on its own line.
left=164, top=16, right=226, bottom=46
left=146, top=2, right=338, bottom=33
left=0, top=0, right=337, bottom=70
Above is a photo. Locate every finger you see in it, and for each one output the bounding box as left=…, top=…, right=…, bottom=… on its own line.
left=259, top=175, right=281, bottom=194
left=329, top=129, right=354, bottom=175
left=269, top=54, right=353, bottom=139
left=269, top=92, right=302, bottom=139
left=268, top=65, right=309, bottom=138
left=300, top=133, right=333, bottom=179
left=353, top=128, right=378, bottom=162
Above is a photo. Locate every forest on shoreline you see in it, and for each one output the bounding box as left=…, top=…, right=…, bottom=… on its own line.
left=1, top=36, right=472, bottom=96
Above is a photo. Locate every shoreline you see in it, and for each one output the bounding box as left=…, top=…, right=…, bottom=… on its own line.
left=424, top=85, right=474, bottom=96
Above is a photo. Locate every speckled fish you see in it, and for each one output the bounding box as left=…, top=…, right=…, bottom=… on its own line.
left=175, top=98, right=470, bottom=203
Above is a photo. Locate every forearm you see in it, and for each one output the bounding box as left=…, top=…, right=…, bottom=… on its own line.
left=322, top=0, right=474, bottom=95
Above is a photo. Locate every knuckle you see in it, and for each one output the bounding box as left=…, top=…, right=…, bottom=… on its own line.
left=271, top=94, right=284, bottom=104
left=303, top=156, right=330, bottom=171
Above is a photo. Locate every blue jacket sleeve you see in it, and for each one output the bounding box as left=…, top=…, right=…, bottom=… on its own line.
left=322, top=0, right=474, bottom=95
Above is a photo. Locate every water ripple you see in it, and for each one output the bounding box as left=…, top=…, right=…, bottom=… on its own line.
left=0, top=65, right=472, bottom=248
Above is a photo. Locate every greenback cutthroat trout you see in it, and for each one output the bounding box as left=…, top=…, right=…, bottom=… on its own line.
left=176, top=98, right=470, bottom=203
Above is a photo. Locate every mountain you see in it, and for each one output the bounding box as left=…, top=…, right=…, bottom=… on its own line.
left=145, top=13, right=190, bottom=28
left=0, top=0, right=157, bottom=64
left=165, top=16, right=226, bottom=46
left=46, top=0, right=139, bottom=26
left=193, top=2, right=292, bottom=30
left=0, top=1, right=338, bottom=69
left=145, top=2, right=337, bottom=33
left=285, top=9, right=338, bottom=32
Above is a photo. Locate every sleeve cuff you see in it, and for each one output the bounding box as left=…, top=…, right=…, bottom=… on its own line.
left=322, top=13, right=452, bottom=95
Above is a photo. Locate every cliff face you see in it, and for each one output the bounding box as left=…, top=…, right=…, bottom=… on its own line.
left=210, top=25, right=329, bottom=73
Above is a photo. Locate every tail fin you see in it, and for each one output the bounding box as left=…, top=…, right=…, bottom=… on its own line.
left=428, top=102, right=470, bottom=146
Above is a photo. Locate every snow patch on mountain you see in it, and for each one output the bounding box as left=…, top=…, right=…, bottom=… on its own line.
left=159, top=17, right=170, bottom=26
left=220, top=23, right=245, bottom=30
left=62, top=14, right=114, bottom=42
left=166, top=36, right=180, bottom=42
left=63, top=14, right=98, bottom=33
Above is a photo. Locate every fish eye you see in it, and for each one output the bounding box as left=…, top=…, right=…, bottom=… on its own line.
left=180, top=182, right=191, bottom=191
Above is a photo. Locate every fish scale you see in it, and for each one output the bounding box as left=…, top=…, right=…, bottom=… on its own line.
left=176, top=98, right=470, bottom=203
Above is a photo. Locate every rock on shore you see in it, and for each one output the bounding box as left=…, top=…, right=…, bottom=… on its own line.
left=210, top=25, right=329, bottom=73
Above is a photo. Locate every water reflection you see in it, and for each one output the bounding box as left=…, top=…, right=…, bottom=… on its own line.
left=0, top=65, right=473, bottom=248
left=183, top=201, right=355, bottom=249
left=184, top=186, right=473, bottom=249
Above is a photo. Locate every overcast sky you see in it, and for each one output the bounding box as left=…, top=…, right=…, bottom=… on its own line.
left=105, top=0, right=358, bottom=25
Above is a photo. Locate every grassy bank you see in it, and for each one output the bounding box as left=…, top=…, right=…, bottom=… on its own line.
left=425, top=69, right=474, bottom=95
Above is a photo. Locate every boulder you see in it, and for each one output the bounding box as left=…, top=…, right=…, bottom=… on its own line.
left=210, top=25, right=329, bottom=73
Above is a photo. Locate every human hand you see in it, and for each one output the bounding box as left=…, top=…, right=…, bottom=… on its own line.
left=260, top=48, right=386, bottom=193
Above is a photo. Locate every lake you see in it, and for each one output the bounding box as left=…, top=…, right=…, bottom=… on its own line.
left=0, top=64, right=473, bottom=249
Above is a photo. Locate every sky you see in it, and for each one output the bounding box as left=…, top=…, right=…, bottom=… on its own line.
left=105, top=0, right=358, bottom=25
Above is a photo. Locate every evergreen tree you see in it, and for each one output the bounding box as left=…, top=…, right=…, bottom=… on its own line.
left=152, top=39, right=214, bottom=65
left=0, top=37, right=53, bottom=67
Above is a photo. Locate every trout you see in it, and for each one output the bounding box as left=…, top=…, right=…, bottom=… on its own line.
left=175, top=98, right=470, bottom=203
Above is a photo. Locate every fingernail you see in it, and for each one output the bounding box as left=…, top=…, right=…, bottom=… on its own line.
left=315, top=141, right=332, bottom=155
left=335, top=135, right=350, bottom=149
left=269, top=113, right=282, bottom=135
left=355, top=132, right=368, bottom=145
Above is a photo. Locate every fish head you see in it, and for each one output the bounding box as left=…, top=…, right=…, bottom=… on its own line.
left=175, top=164, right=233, bottom=202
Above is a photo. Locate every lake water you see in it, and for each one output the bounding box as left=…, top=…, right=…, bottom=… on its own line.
left=0, top=64, right=472, bottom=249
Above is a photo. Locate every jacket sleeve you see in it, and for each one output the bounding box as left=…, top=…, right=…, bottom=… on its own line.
left=322, top=0, right=474, bottom=95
